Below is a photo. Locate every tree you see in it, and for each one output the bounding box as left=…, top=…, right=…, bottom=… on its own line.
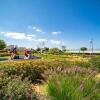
left=42, top=47, right=49, bottom=58
left=36, top=48, right=41, bottom=53
left=0, top=40, right=6, bottom=50
left=61, top=45, right=66, bottom=53
left=44, top=47, right=49, bottom=53
left=49, top=48, right=61, bottom=55
left=80, top=47, right=87, bottom=53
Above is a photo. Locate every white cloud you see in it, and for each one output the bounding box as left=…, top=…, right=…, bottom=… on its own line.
left=30, top=26, right=61, bottom=35
left=27, top=34, right=36, bottom=38
left=36, top=39, right=47, bottom=42
left=33, top=26, right=43, bottom=33
left=51, top=31, right=61, bottom=35
left=30, top=38, right=47, bottom=43
left=0, top=31, right=66, bottom=48
left=0, top=32, right=5, bottom=34
left=0, top=31, right=48, bottom=42
left=0, top=32, right=36, bottom=41
left=50, top=40, right=61, bottom=45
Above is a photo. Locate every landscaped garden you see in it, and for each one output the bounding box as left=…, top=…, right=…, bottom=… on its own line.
left=0, top=40, right=100, bottom=100
left=0, top=55, right=100, bottom=100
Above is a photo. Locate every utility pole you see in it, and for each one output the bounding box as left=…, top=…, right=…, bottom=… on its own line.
left=90, top=38, right=94, bottom=55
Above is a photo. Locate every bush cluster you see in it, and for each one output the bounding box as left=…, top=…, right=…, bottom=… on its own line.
left=0, top=74, right=37, bottom=100
left=0, top=61, right=42, bottom=82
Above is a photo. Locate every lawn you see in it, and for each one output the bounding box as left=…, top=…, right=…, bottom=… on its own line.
left=0, top=56, right=10, bottom=58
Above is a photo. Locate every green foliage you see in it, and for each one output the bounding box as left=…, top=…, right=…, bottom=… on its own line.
left=47, top=74, right=100, bottom=100
left=0, top=40, right=6, bottom=50
left=36, top=48, right=41, bottom=53
left=0, top=72, right=11, bottom=88
left=61, top=45, right=66, bottom=52
left=49, top=48, right=62, bottom=55
left=80, top=47, right=87, bottom=53
left=0, top=53, right=10, bottom=57
left=0, top=58, right=99, bottom=82
left=75, top=61, right=91, bottom=68
left=0, top=62, right=41, bottom=82
left=44, top=47, right=49, bottom=52
left=90, top=56, right=100, bottom=71
left=0, top=58, right=100, bottom=99
left=0, top=76, right=37, bottom=100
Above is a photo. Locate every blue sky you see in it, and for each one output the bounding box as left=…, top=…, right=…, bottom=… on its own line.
left=0, top=0, right=100, bottom=49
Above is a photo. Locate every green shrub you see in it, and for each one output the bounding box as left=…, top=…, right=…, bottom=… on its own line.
left=0, top=60, right=73, bottom=82
left=47, top=74, right=100, bottom=100
left=0, top=76, right=37, bottom=100
left=0, top=66, right=17, bottom=75
left=0, top=59, right=98, bottom=83
left=75, top=61, right=90, bottom=68
left=90, top=56, right=100, bottom=71
left=19, top=65, right=41, bottom=82
left=0, top=72, right=11, bottom=92
left=0, top=62, right=42, bottom=82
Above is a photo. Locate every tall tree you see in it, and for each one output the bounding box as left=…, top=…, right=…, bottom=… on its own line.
left=0, top=40, right=6, bottom=50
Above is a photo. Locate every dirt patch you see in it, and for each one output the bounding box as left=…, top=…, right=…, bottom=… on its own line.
left=32, top=84, right=47, bottom=100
